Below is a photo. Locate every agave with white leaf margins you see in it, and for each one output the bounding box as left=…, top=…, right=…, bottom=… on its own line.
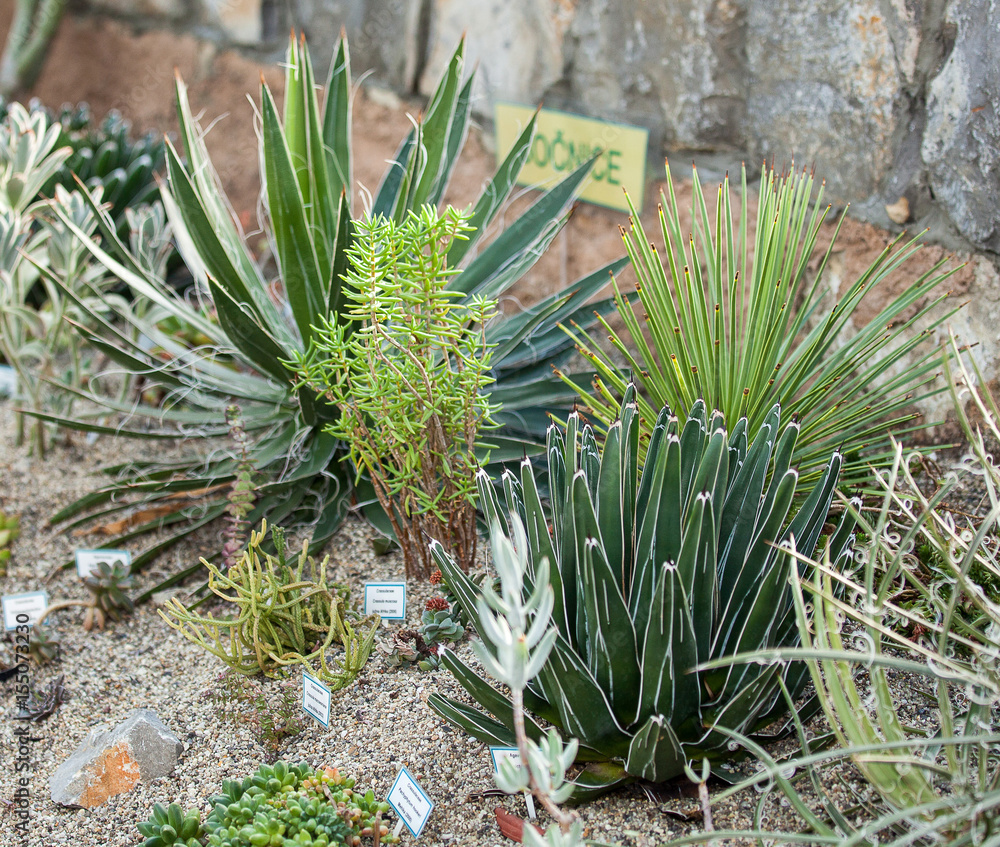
left=429, top=386, right=857, bottom=800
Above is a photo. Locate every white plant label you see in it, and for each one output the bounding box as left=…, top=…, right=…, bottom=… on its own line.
left=302, top=671, right=331, bottom=727
left=2, top=591, right=49, bottom=631
left=387, top=766, right=434, bottom=838
left=363, top=582, right=406, bottom=620
left=76, top=549, right=131, bottom=579
left=0, top=365, right=17, bottom=397
left=489, top=747, right=535, bottom=818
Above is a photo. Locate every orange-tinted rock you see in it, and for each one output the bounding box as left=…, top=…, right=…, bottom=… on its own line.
left=50, top=709, right=182, bottom=808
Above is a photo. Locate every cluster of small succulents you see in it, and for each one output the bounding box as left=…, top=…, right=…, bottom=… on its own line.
left=82, top=559, right=135, bottom=630
left=0, top=508, right=20, bottom=575
left=377, top=598, right=465, bottom=671
left=137, top=762, right=396, bottom=847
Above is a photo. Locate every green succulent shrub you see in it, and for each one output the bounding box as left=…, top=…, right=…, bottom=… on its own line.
left=137, top=761, right=395, bottom=847
left=38, top=32, right=623, bottom=595
left=290, top=205, right=499, bottom=577
left=27, top=623, right=59, bottom=664
left=429, top=387, right=857, bottom=800
left=0, top=1, right=66, bottom=97
left=562, top=162, right=963, bottom=494
left=160, top=520, right=378, bottom=688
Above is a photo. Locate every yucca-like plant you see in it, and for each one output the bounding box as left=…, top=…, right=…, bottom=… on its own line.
left=429, top=387, right=856, bottom=800
left=34, top=33, right=623, bottom=595
left=562, top=162, right=963, bottom=494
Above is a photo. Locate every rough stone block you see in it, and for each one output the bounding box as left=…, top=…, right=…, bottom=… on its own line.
left=567, top=0, right=746, bottom=152
left=746, top=0, right=915, bottom=201
left=49, top=709, right=183, bottom=808
left=922, top=2, right=1000, bottom=252
left=419, top=0, right=571, bottom=112
left=203, top=0, right=263, bottom=45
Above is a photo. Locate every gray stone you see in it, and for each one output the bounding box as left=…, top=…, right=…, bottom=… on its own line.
left=202, top=0, right=263, bottom=44
left=419, top=0, right=571, bottom=108
left=49, top=709, right=183, bottom=809
left=746, top=0, right=917, bottom=201
left=921, top=1, right=1000, bottom=252
left=87, top=0, right=186, bottom=17
left=567, top=0, right=746, bottom=152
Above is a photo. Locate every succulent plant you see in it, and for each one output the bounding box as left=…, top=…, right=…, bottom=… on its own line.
left=82, top=558, right=135, bottom=630
left=0, top=508, right=19, bottom=574
left=429, top=387, right=857, bottom=800
left=136, top=801, right=205, bottom=847
left=137, top=761, right=396, bottom=847
left=28, top=624, right=60, bottom=664
left=160, top=520, right=378, bottom=687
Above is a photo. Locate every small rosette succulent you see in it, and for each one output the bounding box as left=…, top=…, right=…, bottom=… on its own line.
left=83, top=559, right=135, bottom=630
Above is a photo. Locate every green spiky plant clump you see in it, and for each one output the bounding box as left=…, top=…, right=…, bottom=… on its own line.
left=665, top=336, right=1000, bottom=847
left=160, top=520, right=378, bottom=688
left=562, top=161, right=963, bottom=495
left=290, top=205, right=498, bottom=577
left=137, top=761, right=396, bottom=847
left=429, top=386, right=857, bottom=800
left=37, top=32, right=624, bottom=597
left=207, top=670, right=303, bottom=762
left=0, top=508, right=19, bottom=574
left=0, top=97, right=167, bottom=239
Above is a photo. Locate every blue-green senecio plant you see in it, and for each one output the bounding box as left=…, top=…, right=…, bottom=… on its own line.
left=478, top=515, right=583, bottom=846
left=429, top=386, right=857, bottom=800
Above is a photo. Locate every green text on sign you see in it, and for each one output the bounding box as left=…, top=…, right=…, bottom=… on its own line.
left=494, top=103, right=648, bottom=213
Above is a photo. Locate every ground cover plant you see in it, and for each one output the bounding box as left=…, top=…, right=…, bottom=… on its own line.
left=137, top=761, right=396, bottom=847
left=430, top=387, right=856, bottom=799
left=562, top=162, right=963, bottom=494
left=36, top=32, right=625, bottom=595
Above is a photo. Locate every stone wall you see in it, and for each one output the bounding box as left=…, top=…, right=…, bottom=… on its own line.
left=78, top=0, right=998, bottom=262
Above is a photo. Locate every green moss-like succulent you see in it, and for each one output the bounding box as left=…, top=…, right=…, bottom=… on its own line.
left=160, top=520, right=378, bottom=688
left=137, top=761, right=396, bottom=847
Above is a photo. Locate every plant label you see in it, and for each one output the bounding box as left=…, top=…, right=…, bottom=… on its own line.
left=0, top=365, right=17, bottom=397
left=494, top=102, right=649, bottom=213
left=75, top=549, right=131, bottom=579
left=489, top=747, right=535, bottom=818
left=363, top=582, right=406, bottom=621
left=301, top=671, right=331, bottom=727
left=2, top=591, right=49, bottom=631
left=387, top=766, right=434, bottom=838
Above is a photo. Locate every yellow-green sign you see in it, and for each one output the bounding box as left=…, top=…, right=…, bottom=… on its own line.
left=494, top=102, right=648, bottom=213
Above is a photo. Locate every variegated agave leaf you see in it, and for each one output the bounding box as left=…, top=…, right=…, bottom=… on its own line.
left=429, top=387, right=855, bottom=800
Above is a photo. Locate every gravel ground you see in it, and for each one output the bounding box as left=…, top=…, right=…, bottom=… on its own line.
left=0, top=400, right=956, bottom=847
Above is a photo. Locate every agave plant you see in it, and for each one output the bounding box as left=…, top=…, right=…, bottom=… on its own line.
left=33, top=33, right=624, bottom=595
left=562, top=162, right=963, bottom=494
left=429, top=387, right=857, bottom=800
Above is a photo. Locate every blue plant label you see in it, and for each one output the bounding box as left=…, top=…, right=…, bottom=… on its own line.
left=75, top=549, right=131, bottom=579
left=387, top=766, right=433, bottom=838
left=363, top=582, right=406, bottom=620
left=2, top=591, right=49, bottom=631
left=0, top=365, right=17, bottom=397
left=301, top=671, right=331, bottom=727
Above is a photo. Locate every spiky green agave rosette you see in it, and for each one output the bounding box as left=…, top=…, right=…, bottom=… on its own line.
left=429, top=387, right=857, bottom=800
